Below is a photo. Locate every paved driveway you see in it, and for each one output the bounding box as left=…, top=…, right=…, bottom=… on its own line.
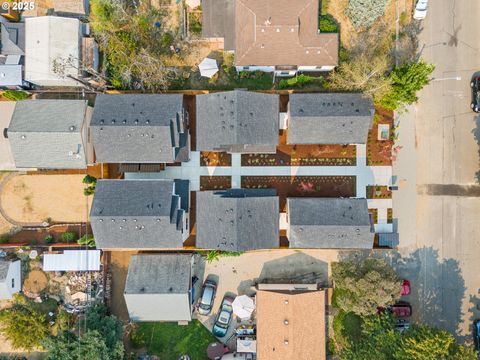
left=194, top=249, right=339, bottom=348
left=393, top=0, right=480, bottom=340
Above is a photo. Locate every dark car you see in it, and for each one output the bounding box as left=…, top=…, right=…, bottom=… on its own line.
left=470, top=76, right=480, bottom=113
left=212, top=296, right=234, bottom=337
left=474, top=319, right=480, bottom=352
left=198, top=279, right=217, bottom=315
left=390, top=301, right=412, bottom=318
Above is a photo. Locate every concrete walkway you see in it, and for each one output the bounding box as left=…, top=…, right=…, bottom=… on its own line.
left=126, top=145, right=394, bottom=197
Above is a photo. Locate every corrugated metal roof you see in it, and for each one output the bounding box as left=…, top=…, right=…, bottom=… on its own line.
left=43, top=250, right=101, bottom=271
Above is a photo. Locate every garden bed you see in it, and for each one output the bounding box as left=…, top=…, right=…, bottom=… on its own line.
left=200, top=176, right=231, bottom=191
left=369, top=208, right=378, bottom=224
left=366, top=185, right=392, bottom=199
left=242, top=144, right=356, bottom=167
left=367, top=107, right=394, bottom=166
left=200, top=152, right=231, bottom=167
left=241, top=176, right=356, bottom=210
left=387, top=208, right=393, bottom=224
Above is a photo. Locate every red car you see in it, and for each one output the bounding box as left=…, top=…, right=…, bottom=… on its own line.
left=390, top=302, right=412, bottom=317
left=401, top=280, right=411, bottom=296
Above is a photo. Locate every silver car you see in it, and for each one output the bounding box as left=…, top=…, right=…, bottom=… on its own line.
left=198, top=280, right=217, bottom=315
left=414, top=0, right=428, bottom=20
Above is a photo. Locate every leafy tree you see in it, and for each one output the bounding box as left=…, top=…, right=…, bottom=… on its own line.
left=85, top=305, right=123, bottom=350
left=61, top=232, right=77, bottom=242
left=332, top=258, right=401, bottom=315
left=44, top=330, right=124, bottom=360
left=345, top=0, right=390, bottom=29
left=82, top=175, right=97, bottom=185
left=339, top=314, right=477, bottom=360
left=0, top=297, right=49, bottom=350
left=379, top=60, right=435, bottom=110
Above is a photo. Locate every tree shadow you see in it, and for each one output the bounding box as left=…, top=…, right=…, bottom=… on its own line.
left=338, top=247, right=466, bottom=339
left=472, top=115, right=480, bottom=183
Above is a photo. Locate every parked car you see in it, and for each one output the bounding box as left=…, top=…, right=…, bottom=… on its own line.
left=401, top=279, right=411, bottom=296
left=212, top=296, right=234, bottom=337
left=413, top=0, right=428, bottom=20
left=471, top=76, right=480, bottom=113
left=474, top=319, right=480, bottom=352
left=390, top=301, right=412, bottom=317
left=198, top=279, right=217, bottom=315
left=396, top=318, right=411, bottom=333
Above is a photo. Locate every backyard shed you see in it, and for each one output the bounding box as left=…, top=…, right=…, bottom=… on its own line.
left=43, top=250, right=101, bottom=271
left=0, top=260, right=21, bottom=300
left=124, top=254, right=193, bottom=322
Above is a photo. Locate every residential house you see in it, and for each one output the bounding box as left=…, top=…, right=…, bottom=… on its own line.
left=90, top=179, right=190, bottom=250
left=0, top=22, right=25, bottom=87
left=256, top=284, right=326, bottom=360
left=0, top=259, right=21, bottom=300
left=287, top=93, right=374, bottom=145
left=196, top=90, right=279, bottom=153
left=90, top=94, right=190, bottom=164
left=24, top=16, right=97, bottom=87
left=7, top=100, right=93, bottom=169
left=196, top=189, right=279, bottom=251
left=203, top=0, right=338, bottom=76
left=124, top=254, right=193, bottom=322
left=286, top=198, right=374, bottom=249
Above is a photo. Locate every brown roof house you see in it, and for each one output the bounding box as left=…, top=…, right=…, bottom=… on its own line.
left=256, top=284, right=326, bottom=360
left=202, top=0, right=338, bottom=76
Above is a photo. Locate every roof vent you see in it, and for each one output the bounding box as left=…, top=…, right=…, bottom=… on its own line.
left=123, top=119, right=127, bottom=124
left=69, top=125, right=76, bottom=131
left=169, top=287, right=173, bottom=292
left=284, top=319, right=289, bottom=325
left=21, top=135, right=26, bottom=140
left=276, top=28, right=280, bottom=32
left=134, top=119, right=139, bottom=124
left=140, top=287, right=145, bottom=292
left=284, top=300, right=289, bottom=304
left=111, top=119, right=115, bottom=124
left=290, top=28, right=295, bottom=32
left=100, top=119, right=104, bottom=124
left=306, top=50, right=309, bottom=54
left=146, top=120, right=150, bottom=124
left=284, top=340, right=289, bottom=345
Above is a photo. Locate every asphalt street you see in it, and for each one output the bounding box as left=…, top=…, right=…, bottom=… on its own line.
left=393, top=0, right=480, bottom=339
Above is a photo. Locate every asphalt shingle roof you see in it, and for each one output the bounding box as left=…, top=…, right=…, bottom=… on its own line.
left=91, top=94, right=189, bottom=163
left=287, top=93, right=374, bottom=144
left=196, top=189, right=279, bottom=251
left=90, top=179, right=189, bottom=249
left=8, top=100, right=88, bottom=169
left=287, top=198, right=374, bottom=249
left=196, top=90, right=279, bottom=153
left=1, top=22, right=25, bottom=56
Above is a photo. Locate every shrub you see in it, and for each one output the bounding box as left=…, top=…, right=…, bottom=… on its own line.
left=82, top=175, right=97, bottom=185
left=77, top=234, right=96, bottom=248
left=0, top=236, right=9, bottom=244
left=279, top=74, right=315, bottom=89
left=161, top=33, right=174, bottom=47
left=319, top=14, right=338, bottom=33
left=2, top=90, right=29, bottom=101
left=61, top=232, right=77, bottom=242
left=44, top=234, right=55, bottom=245
left=84, top=186, right=96, bottom=196
left=345, top=0, right=389, bottom=29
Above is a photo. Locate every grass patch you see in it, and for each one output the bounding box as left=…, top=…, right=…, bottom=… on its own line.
left=333, top=311, right=363, bottom=350
left=132, top=320, right=217, bottom=360
left=31, top=298, right=58, bottom=316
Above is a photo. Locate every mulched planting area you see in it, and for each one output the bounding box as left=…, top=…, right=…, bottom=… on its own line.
left=200, top=151, right=232, bottom=166
left=242, top=175, right=356, bottom=210
left=242, top=144, right=356, bottom=167
left=366, top=185, right=392, bottom=199
left=367, top=107, right=394, bottom=166
left=200, top=176, right=232, bottom=190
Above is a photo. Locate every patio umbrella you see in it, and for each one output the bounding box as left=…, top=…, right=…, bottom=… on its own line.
left=199, top=57, right=219, bottom=78
left=232, top=295, right=255, bottom=320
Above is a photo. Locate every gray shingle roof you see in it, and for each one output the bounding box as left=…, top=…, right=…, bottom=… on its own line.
left=8, top=100, right=88, bottom=169
left=125, top=254, right=191, bottom=295
left=287, top=93, right=374, bottom=145
left=196, top=91, right=279, bottom=153
left=287, top=198, right=374, bottom=249
left=91, top=94, right=189, bottom=163
left=202, top=0, right=235, bottom=51
left=196, top=189, right=279, bottom=251
left=124, top=254, right=192, bottom=322
left=1, top=22, right=25, bottom=56
left=90, top=179, right=189, bottom=249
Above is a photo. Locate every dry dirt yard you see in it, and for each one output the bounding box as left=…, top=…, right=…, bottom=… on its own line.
left=1, top=174, right=91, bottom=224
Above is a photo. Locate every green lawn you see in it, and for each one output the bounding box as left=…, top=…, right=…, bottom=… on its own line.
left=333, top=311, right=363, bottom=350
left=133, top=320, right=217, bottom=360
